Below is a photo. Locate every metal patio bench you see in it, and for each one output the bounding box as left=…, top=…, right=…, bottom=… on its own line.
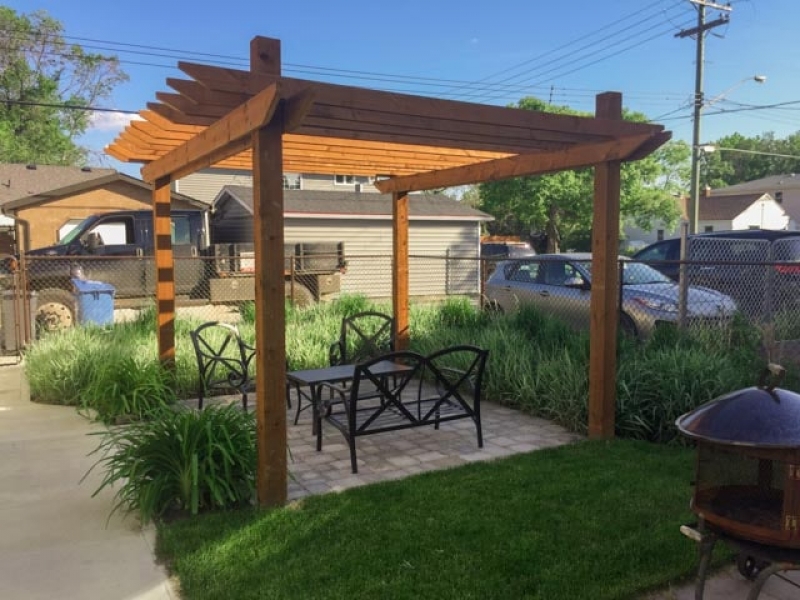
left=317, top=345, right=488, bottom=473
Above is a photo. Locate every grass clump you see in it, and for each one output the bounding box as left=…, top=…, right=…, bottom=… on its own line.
left=87, top=403, right=256, bottom=524
left=156, top=440, right=709, bottom=600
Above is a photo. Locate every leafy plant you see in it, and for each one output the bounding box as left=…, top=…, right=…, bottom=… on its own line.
left=79, top=352, right=177, bottom=424
left=87, top=404, right=257, bottom=524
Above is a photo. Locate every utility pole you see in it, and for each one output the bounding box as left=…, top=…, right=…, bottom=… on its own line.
left=676, top=1, right=732, bottom=234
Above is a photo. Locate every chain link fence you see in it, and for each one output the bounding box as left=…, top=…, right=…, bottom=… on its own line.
left=1, top=249, right=797, bottom=357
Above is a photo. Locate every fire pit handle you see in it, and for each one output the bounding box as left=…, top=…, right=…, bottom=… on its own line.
left=757, top=363, right=786, bottom=392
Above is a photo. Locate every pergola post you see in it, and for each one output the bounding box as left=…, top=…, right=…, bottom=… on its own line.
left=153, top=175, right=175, bottom=366
left=392, top=191, right=410, bottom=350
left=250, top=37, right=288, bottom=506
left=588, top=92, right=623, bottom=439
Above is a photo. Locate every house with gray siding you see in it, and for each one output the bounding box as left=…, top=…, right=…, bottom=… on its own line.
left=176, top=168, right=379, bottom=204
left=212, top=185, right=492, bottom=302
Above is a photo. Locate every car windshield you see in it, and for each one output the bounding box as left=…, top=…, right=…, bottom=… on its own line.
left=577, top=260, right=672, bottom=285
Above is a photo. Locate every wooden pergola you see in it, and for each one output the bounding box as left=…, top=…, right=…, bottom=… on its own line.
left=108, top=36, right=670, bottom=507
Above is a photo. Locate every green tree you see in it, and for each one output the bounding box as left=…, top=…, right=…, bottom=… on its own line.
left=0, top=7, right=128, bottom=165
left=703, top=131, right=800, bottom=189
left=478, top=97, right=684, bottom=252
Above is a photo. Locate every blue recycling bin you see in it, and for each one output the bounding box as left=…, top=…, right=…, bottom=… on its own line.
left=72, top=278, right=115, bottom=326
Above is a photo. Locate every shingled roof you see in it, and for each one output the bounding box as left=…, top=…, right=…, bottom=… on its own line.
left=0, top=163, right=206, bottom=213
left=699, top=192, right=773, bottom=221
left=0, top=164, right=117, bottom=206
left=215, top=185, right=493, bottom=221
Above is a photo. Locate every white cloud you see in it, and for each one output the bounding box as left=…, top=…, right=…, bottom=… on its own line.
left=470, top=37, right=479, bottom=45
left=89, top=111, right=142, bottom=132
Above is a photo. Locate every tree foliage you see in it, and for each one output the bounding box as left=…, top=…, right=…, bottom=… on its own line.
left=0, top=7, right=128, bottom=165
left=702, top=131, right=800, bottom=189
left=478, top=97, right=685, bottom=252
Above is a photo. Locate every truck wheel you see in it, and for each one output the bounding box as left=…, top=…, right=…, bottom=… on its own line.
left=36, top=288, right=76, bottom=332
left=284, top=281, right=314, bottom=307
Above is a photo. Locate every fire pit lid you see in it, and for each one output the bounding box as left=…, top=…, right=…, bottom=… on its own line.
left=676, top=364, right=800, bottom=448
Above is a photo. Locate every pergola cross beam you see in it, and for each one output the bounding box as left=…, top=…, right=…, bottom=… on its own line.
left=374, top=133, right=662, bottom=194
left=142, top=82, right=283, bottom=183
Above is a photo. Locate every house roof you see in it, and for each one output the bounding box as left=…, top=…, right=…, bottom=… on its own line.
left=215, top=185, right=493, bottom=222
left=699, top=192, right=774, bottom=221
left=0, top=163, right=207, bottom=214
left=711, top=173, right=800, bottom=195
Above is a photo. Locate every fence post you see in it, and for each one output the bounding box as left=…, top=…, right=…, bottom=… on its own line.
left=678, top=221, right=689, bottom=329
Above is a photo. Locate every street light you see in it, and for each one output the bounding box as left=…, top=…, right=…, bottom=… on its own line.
left=689, top=74, right=767, bottom=234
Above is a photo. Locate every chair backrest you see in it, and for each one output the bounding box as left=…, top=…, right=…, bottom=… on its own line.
left=190, top=321, right=252, bottom=396
left=424, top=345, right=489, bottom=410
left=331, top=311, right=395, bottom=365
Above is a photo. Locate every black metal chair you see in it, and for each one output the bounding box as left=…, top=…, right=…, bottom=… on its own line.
left=190, top=322, right=256, bottom=410
left=191, top=322, right=293, bottom=411
left=329, top=311, right=395, bottom=367
left=292, top=311, right=396, bottom=425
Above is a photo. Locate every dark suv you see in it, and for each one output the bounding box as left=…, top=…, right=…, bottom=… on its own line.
left=633, top=229, right=800, bottom=316
left=480, top=241, right=536, bottom=259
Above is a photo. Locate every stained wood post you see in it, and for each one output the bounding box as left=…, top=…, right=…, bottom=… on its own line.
left=588, top=92, right=623, bottom=439
left=251, top=36, right=288, bottom=506
left=392, top=191, right=410, bottom=350
left=153, top=176, right=175, bottom=366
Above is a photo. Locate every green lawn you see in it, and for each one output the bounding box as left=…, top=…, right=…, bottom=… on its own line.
left=156, top=439, right=714, bottom=600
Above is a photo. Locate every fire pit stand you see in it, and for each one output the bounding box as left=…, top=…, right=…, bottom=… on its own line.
left=682, top=519, right=800, bottom=600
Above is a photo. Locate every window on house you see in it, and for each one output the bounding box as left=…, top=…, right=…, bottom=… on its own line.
left=282, top=174, right=301, bottom=190
left=704, top=226, right=714, bottom=233
left=657, top=229, right=664, bottom=241
left=334, top=174, right=356, bottom=185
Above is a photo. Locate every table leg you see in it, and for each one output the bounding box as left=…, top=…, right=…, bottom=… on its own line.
left=314, top=386, right=323, bottom=452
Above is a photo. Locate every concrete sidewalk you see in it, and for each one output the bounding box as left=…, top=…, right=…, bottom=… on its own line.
left=0, top=363, right=177, bottom=600
left=1, top=360, right=798, bottom=600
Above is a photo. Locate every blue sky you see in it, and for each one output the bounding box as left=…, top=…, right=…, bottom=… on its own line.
left=8, top=0, right=800, bottom=176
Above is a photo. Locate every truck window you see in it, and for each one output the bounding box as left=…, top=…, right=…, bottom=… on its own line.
left=92, top=219, right=134, bottom=245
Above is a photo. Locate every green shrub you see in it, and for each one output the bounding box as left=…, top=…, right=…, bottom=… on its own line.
left=87, top=404, right=256, bottom=523
left=79, top=352, right=177, bottom=424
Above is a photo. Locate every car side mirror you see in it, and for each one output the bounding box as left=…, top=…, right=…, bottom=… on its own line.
left=565, top=276, right=588, bottom=290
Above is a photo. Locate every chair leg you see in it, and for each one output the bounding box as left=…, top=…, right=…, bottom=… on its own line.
left=294, top=386, right=303, bottom=425
left=475, top=415, right=483, bottom=448
left=285, top=383, right=292, bottom=409
left=348, top=435, right=358, bottom=474
left=198, top=391, right=204, bottom=410
left=242, top=392, right=248, bottom=411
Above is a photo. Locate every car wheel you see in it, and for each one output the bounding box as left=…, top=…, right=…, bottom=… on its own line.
left=619, top=313, right=638, bottom=339
left=36, top=288, right=76, bottom=332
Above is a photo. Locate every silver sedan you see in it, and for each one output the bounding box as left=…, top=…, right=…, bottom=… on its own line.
left=484, top=253, right=737, bottom=339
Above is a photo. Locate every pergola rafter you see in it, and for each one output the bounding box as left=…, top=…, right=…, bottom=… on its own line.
left=106, top=35, right=671, bottom=509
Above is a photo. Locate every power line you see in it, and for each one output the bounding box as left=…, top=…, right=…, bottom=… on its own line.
left=2, top=99, right=139, bottom=115
left=0, top=17, right=695, bottom=107
left=466, top=10, right=694, bottom=103
left=438, top=0, right=680, bottom=97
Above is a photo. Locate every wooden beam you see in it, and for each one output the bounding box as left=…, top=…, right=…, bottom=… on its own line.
left=392, top=191, right=410, bottom=351
left=147, top=102, right=215, bottom=127
left=588, top=92, right=623, bottom=440
left=282, top=89, right=316, bottom=132
left=152, top=177, right=176, bottom=367
left=178, top=57, right=664, bottom=140
left=141, top=83, right=280, bottom=183
left=250, top=36, right=287, bottom=508
left=374, top=134, right=651, bottom=193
